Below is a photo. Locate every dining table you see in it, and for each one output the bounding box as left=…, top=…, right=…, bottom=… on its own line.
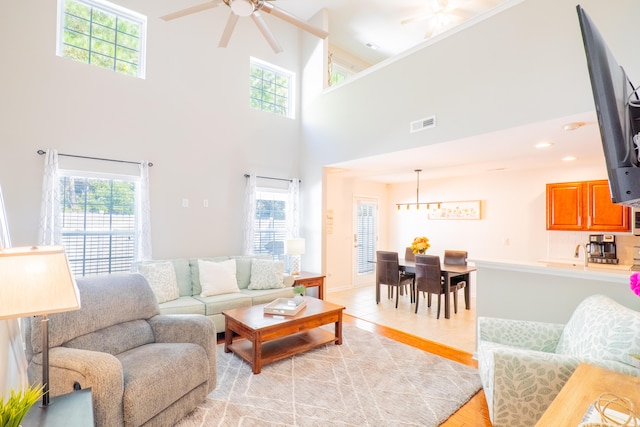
left=397, top=259, right=476, bottom=319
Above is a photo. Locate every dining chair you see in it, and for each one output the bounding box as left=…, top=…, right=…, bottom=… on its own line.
left=413, top=254, right=461, bottom=318
left=444, top=249, right=468, bottom=295
left=404, top=247, right=416, bottom=262
left=376, top=251, right=414, bottom=308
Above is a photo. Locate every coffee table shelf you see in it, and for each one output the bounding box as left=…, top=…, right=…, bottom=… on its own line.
left=223, top=297, right=344, bottom=374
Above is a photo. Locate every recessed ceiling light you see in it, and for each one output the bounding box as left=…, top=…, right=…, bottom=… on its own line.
left=365, top=42, right=378, bottom=50
left=563, top=122, right=586, bottom=131
left=562, top=156, right=577, bottom=161
left=535, top=141, right=554, bottom=149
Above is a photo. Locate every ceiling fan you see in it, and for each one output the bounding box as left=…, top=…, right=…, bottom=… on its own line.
left=401, top=0, right=494, bottom=39
left=160, top=0, right=329, bottom=54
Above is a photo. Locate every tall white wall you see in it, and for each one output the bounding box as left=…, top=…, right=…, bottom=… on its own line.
left=0, top=1, right=323, bottom=257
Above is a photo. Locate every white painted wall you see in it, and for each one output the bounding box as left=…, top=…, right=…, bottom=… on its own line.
left=0, top=1, right=323, bottom=258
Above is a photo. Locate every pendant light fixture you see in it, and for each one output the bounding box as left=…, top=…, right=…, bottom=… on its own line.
left=395, top=169, right=441, bottom=212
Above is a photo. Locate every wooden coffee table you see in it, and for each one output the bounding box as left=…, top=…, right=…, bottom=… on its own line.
left=223, top=297, right=345, bottom=374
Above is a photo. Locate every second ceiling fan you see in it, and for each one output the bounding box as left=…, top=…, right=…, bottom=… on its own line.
left=161, top=0, right=329, bottom=54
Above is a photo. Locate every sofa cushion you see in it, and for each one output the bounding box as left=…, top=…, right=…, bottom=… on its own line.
left=189, top=257, right=229, bottom=295
left=230, top=255, right=270, bottom=289
left=555, top=294, right=640, bottom=368
left=198, top=259, right=241, bottom=297
left=193, top=292, right=252, bottom=316
left=136, top=261, right=180, bottom=303
left=118, top=342, right=208, bottom=427
left=159, top=296, right=206, bottom=316
left=63, top=320, right=155, bottom=356
left=248, top=259, right=286, bottom=290
left=240, top=287, right=295, bottom=305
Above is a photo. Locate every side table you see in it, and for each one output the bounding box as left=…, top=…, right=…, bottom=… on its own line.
left=293, top=272, right=325, bottom=300
left=535, top=363, right=640, bottom=426
left=22, top=388, right=94, bottom=427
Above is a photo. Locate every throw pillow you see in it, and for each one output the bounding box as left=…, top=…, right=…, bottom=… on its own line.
left=199, top=259, right=241, bottom=297
left=248, top=259, right=286, bottom=290
left=136, top=261, right=180, bottom=304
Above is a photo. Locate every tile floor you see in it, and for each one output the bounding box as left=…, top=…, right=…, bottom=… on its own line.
left=326, top=284, right=477, bottom=354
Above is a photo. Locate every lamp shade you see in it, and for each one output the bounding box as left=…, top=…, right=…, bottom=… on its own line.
left=0, top=245, right=80, bottom=320
left=284, top=239, right=305, bottom=255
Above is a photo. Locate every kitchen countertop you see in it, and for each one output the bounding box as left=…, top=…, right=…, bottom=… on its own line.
left=538, top=258, right=633, bottom=272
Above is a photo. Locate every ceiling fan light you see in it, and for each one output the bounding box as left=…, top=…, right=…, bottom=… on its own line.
left=230, top=0, right=254, bottom=17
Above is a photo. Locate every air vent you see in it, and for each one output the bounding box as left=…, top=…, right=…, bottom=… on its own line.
left=409, top=116, right=436, bottom=133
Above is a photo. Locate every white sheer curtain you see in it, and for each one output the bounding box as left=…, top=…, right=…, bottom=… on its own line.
left=135, top=161, right=152, bottom=261
left=243, top=174, right=257, bottom=255
left=286, top=178, right=300, bottom=239
left=38, top=148, right=61, bottom=245
left=0, top=184, right=29, bottom=396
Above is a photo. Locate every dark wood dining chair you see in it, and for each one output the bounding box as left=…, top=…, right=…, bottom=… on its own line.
left=444, top=250, right=468, bottom=301
left=376, top=251, right=414, bottom=308
left=413, top=254, right=461, bottom=318
left=404, top=247, right=416, bottom=262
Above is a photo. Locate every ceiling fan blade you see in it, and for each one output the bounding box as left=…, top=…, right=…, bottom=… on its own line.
left=260, top=2, right=328, bottom=40
left=450, top=8, right=473, bottom=21
left=400, top=15, right=430, bottom=25
left=160, top=1, right=223, bottom=21
left=218, top=12, right=240, bottom=48
left=251, top=11, right=283, bottom=54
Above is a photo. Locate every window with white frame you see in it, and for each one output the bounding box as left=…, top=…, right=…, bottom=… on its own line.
left=59, top=172, right=138, bottom=275
left=250, top=57, right=295, bottom=118
left=252, top=189, right=288, bottom=260
left=57, top=0, right=147, bottom=78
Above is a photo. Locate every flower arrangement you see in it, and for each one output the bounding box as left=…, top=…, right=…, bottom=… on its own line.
left=293, top=285, right=306, bottom=296
left=631, top=272, right=640, bottom=297
left=0, top=383, right=45, bottom=427
left=411, top=236, right=430, bottom=254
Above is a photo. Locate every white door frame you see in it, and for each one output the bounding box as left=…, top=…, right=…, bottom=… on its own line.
left=352, top=196, right=378, bottom=287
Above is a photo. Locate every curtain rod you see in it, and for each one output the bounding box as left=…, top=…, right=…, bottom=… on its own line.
left=37, top=150, right=153, bottom=167
left=244, top=174, right=301, bottom=183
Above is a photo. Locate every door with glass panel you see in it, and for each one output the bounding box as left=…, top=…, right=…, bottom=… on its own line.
left=353, top=197, right=377, bottom=287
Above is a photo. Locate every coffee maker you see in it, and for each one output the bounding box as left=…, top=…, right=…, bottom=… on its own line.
left=588, top=234, right=618, bottom=264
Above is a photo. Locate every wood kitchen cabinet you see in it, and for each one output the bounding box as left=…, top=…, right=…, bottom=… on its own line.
left=546, top=180, right=630, bottom=231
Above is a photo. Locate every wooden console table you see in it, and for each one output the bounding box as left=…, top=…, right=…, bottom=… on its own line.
left=293, top=272, right=325, bottom=300
left=535, top=363, right=640, bottom=426
left=22, top=388, right=94, bottom=426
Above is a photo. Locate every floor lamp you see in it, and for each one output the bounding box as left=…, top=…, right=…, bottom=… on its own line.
left=0, top=245, right=81, bottom=406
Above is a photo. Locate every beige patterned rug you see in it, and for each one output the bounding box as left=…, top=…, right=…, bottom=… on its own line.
left=175, top=324, right=481, bottom=426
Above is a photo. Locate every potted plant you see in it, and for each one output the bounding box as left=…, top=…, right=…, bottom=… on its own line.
left=0, top=384, right=45, bottom=427
left=293, top=285, right=306, bottom=305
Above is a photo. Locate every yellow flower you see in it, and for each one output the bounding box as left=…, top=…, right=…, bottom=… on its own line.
left=411, top=236, right=431, bottom=254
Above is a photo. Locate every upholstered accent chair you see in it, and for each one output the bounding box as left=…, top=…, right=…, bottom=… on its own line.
left=24, top=273, right=217, bottom=427
left=477, top=294, right=640, bottom=427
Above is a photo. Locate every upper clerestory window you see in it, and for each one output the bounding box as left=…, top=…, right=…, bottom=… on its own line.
left=56, top=0, right=147, bottom=78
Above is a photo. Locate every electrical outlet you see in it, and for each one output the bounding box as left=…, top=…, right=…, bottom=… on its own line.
left=182, top=198, right=189, bottom=208
left=203, top=199, right=209, bottom=208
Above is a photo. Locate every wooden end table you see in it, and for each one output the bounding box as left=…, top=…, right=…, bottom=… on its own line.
left=535, top=363, right=640, bottom=426
left=293, top=272, right=325, bottom=299
left=223, top=297, right=344, bottom=374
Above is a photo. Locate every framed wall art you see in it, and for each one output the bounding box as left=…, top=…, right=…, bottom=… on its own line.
left=427, top=200, right=481, bottom=220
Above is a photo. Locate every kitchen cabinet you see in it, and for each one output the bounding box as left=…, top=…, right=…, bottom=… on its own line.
left=546, top=180, right=630, bottom=231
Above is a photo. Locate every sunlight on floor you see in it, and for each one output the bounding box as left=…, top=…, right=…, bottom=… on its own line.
left=327, top=284, right=477, bottom=354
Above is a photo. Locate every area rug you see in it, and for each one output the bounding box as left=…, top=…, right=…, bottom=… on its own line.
left=175, top=324, right=482, bottom=426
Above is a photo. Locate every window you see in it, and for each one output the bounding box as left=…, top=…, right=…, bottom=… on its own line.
left=330, top=62, right=355, bottom=87
left=250, top=57, right=295, bottom=118
left=57, top=0, right=147, bottom=78
left=252, top=189, right=288, bottom=260
left=59, top=173, right=138, bottom=275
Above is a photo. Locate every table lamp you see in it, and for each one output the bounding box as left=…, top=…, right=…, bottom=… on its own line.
left=0, top=245, right=81, bottom=407
left=284, top=238, right=305, bottom=276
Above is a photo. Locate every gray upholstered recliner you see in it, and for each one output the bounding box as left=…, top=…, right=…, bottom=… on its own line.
left=24, top=273, right=216, bottom=427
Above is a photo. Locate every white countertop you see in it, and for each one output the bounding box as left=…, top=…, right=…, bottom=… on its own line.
left=470, top=258, right=633, bottom=282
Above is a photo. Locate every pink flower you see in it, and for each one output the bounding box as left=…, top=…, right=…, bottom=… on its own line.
left=630, top=272, right=640, bottom=297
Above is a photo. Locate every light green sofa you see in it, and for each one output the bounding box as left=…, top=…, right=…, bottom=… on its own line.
left=134, top=255, right=295, bottom=333
left=477, top=294, right=640, bottom=427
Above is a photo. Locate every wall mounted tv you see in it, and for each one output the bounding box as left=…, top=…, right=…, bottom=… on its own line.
left=577, top=5, right=640, bottom=207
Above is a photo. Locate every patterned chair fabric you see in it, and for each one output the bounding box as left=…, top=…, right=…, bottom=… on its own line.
left=477, top=294, right=640, bottom=427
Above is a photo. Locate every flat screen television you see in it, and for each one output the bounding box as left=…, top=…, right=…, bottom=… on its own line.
left=577, top=5, right=640, bottom=207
